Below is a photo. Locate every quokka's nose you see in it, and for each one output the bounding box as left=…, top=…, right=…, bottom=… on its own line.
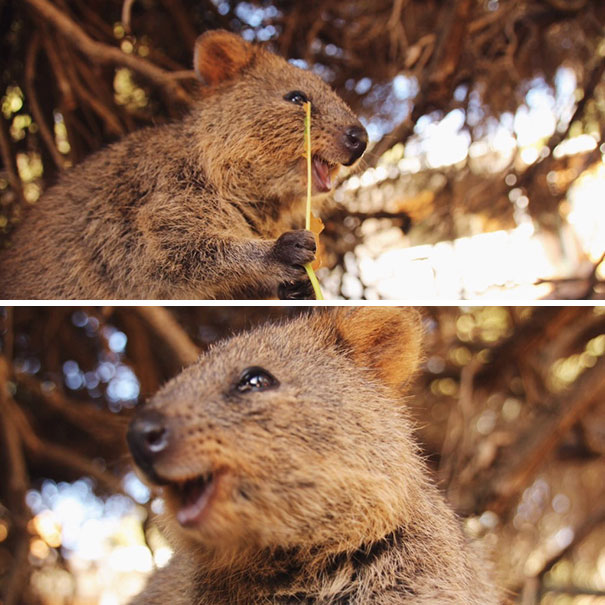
left=342, top=125, right=368, bottom=165
left=127, top=409, right=169, bottom=483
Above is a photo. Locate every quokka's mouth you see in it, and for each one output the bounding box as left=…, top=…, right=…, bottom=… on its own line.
left=311, top=155, right=339, bottom=193
left=167, top=473, right=216, bottom=527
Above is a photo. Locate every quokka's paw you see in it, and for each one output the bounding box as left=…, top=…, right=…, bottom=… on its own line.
left=278, top=278, right=315, bottom=300
left=272, top=230, right=316, bottom=270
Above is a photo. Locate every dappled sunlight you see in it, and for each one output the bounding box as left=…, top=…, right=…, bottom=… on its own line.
left=498, top=462, right=605, bottom=605
left=566, top=161, right=605, bottom=263
left=410, top=307, right=605, bottom=605
left=26, top=477, right=170, bottom=605
left=326, top=67, right=605, bottom=298
left=347, top=225, right=560, bottom=299
left=114, top=69, right=148, bottom=111
left=324, top=201, right=605, bottom=299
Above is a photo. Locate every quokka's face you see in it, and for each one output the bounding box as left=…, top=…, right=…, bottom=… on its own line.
left=127, top=309, right=423, bottom=554
left=240, top=56, right=368, bottom=197
left=194, top=30, right=368, bottom=202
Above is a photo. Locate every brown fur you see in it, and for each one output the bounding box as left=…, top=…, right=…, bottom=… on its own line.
left=0, top=31, right=365, bottom=300
left=127, top=308, right=501, bottom=604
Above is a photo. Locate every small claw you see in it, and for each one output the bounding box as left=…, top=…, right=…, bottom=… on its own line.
left=278, top=279, right=315, bottom=300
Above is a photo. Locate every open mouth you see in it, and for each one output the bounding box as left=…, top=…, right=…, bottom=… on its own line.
left=167, top=473, right=216, bottom=527
left=311, top=156, right=339, bottom=193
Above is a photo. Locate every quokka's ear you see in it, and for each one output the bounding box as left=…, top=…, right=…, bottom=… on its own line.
left=194, top=30, right=257, bottom=85
left=329, top=307, right=423, bottom=391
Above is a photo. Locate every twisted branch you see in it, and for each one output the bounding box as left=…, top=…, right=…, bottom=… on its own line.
left=23, top=0, right=192, bottom=105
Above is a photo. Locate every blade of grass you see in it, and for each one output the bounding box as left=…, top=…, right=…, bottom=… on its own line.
left=304, top=101, right=313, bottom=230
left=303, top=101, right=324, bottom=300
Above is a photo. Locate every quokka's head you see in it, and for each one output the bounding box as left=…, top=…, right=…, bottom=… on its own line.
left=191, top=30, right=368, bottom=203
left=127, top=308, right=423, bottom=559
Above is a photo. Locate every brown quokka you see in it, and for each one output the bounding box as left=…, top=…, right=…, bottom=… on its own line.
left=0, top=31, right=367, bottom=300
left=127, top=307, right=501, bottom=604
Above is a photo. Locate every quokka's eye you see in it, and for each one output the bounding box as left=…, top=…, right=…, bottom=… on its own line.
left=236, top=367, right=279, bottom=393
left=284, top=90, right=308, bottom=105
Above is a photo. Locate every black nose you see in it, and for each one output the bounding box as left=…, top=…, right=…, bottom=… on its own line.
left=342, top=125, right=368, bottom=165
left=127, top=409, right=169, bottom=484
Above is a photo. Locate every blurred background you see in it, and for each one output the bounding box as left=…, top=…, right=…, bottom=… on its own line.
left=1, top=305, right=605, bottom=604
left=0, top=0, right=604, bottom=299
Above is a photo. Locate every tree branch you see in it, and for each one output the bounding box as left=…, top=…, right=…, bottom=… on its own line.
left=0, top=357, right=32, bottom=605
left=25, top=32, right=67, bottom=170
left=0, top=359, right=28, bottom=509
left=488, top=354, right=605, bottom=515
left=0, top=117, right=25, bottom=205
left=15, top=372, right=129, bottom=446
left=136, top=307, right=200, bottom=367
left=2, top=378, right=124, bottom=494
left=24, top=0, right=192, bottom=105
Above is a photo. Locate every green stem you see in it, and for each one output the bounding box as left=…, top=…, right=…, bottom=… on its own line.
left=303, top=101, right=325, bottom=300
left=305, top=263, right=324, bottom=300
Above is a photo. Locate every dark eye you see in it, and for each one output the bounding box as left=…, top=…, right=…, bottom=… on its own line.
left=284, top=90, right=308, bottom=105
left=236, top=367, right=279, bottom=393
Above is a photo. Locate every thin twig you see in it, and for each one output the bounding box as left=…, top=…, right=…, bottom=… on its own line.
left=3, top=307, right=14, bottom=362
left=115, top=309, right=161, bottom=397
left=516, top=55, right=605, bottom=193
left=66, top=61, right=125, bottom=135
left=122, top=0, right=136, bottom=33
left=541, top=0, right=588, bottom=12
left=583, top=250, right=605, bottom=299
left=169, top=69, right=197, bottom=80
left=0, top=116, right=25, bottom=205
left=40, top=21, right=77, bottom=110
left=439, top=357, right=481, bottom=490
left=159, top=0, right=198, bottom=51
left=25, top=32, right=67, bottom=170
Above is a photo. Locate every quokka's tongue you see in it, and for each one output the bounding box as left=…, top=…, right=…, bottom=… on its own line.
left=312, top=157, right=332, bottom=192
left=176, top=477, right=214, bottom=527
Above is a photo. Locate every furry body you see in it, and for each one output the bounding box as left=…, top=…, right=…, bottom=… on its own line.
left=0, top=31, right=366, bottom=299
left=127, top=308, right=501, bottom=604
